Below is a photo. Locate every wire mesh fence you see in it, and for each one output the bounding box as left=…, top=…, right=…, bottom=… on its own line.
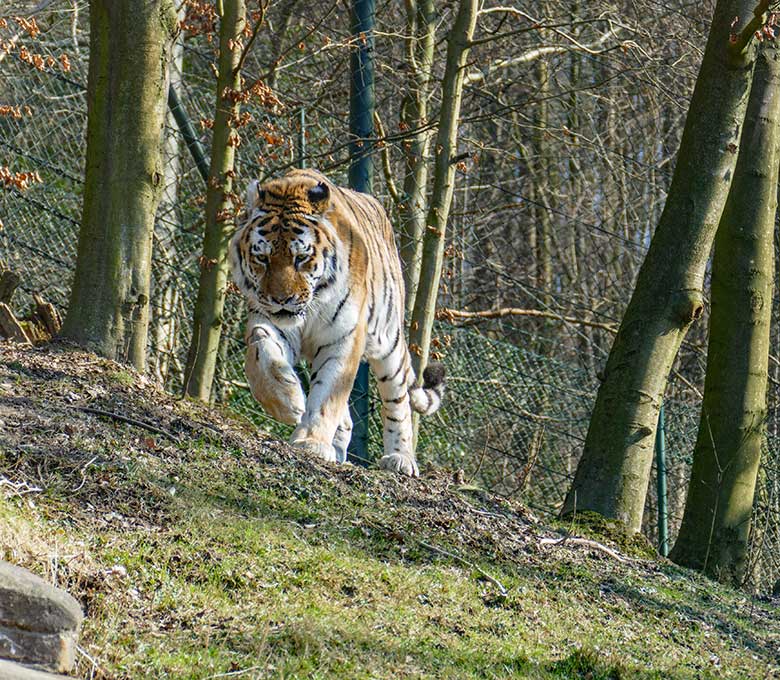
left=2, top=2, right=780, bottom=594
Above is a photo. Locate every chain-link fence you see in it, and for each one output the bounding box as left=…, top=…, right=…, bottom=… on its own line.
left=2, top=3, right=780, bottom=593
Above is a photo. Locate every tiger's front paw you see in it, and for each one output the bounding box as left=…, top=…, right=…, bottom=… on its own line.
left=262, top=388, right=305, bottom=426
left=292, top=438, right=338, bottom=464
left=378, top=453, right=419, bottom=478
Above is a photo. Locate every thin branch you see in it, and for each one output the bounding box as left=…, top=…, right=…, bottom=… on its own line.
left=373, top=110, right=400, bottom=205
left=438, top=306, right=617, bottom=333
left=70, top=406, right=178, bottom=442
left=539, top=536, right=628, bottom=563
left=671, top=369, right=703, bottom=399
left=234, top=1, right=268, bottom=77
left=729, top=0, right=772, bottom=56
left=419, top=540, right=508, bottom=596
left=26, top=0, right=59, bottom=15
left=465, top=27, right=626, bottom=85
left=206, top=666, right=267, bottom=679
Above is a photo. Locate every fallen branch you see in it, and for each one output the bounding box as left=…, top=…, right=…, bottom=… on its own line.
left=438, top=306, right=617, bottom=333
left=539, top=535, right=627, bottom=563
left=206, top=665, right=267, bottom=679
left=0, top=477, right=43, bottom=497
left=70, top=406, right=178, bottom=442
left=419, top=539, right=508, bottom=596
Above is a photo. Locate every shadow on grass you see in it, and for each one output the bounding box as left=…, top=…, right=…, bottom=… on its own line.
left=607, top=579, right=780, bottom=668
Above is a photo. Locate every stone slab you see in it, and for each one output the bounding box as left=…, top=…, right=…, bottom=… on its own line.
left=0, top=562, right=83, bottom=633
left=0, top=659, right=71, bottom=679
left=0, top=626, right=76, bottom=673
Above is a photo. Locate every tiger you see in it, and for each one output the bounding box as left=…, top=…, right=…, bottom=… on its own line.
left=229, top=168, right=445, bottom=477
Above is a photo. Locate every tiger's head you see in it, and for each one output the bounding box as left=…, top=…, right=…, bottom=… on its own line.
left=229, top=172, right=338, bottom=327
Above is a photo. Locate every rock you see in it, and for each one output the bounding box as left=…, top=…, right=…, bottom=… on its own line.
left=0, top=562, right=83, bottom=633
left=0, top=562, right=83, bottom=672
left=0, top=625, right=78, bottom=673
left=0, top=659, right=72, bottom=679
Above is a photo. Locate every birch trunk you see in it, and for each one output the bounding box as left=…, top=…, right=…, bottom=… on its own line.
left=184, top=0, right=246, bottom=401
left=408, top=0, right=478, bottom=377
left=399, top=0, right=435, bottom=314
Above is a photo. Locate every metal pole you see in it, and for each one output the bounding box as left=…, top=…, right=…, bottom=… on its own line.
left=655, top=402, right=669, bottom=556
left=167, top=85, right=210, bottom=184
left=347, top=0, right=374, bottom=464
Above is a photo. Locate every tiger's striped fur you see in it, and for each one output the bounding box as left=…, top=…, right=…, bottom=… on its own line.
left=229, top=169, right=444, bottom=476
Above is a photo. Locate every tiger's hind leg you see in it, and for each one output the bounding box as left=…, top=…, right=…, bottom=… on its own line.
left=245, top=323, right=305, bottom=426
left=331, top=409, right=353, bottom=464
left=369, top=339, right=417, bottom=477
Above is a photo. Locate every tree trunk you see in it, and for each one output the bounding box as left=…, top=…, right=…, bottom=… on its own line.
left=61, top=0, right=178, bottom=371
left=670, top=44, right=780, bottom=585
left=153, top=3, right=186, bottom=387
left=183, top=0, right=246, bottom=401
left=408, top=0, right=477, bottom=377
left=398, top=0, right=435, bottom=315
left=561, top=0, right=760, bottom=531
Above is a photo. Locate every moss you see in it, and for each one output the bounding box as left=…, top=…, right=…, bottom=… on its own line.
left=559, top=511, right=658, bottom=559
left=108, top=369, right=135, bottom=386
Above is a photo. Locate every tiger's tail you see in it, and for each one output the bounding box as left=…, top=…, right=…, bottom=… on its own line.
left=409, top=362, right=446, bottom=416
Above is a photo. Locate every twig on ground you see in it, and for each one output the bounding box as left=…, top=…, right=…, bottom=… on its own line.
left=452, top=493, right=510, bottom=521
left=206, top=666, right=267, bottom=679
left=69, top=406, right=178, bottom=442
left=0, top=476, right=43, bottom=496
left=77, top=645, right=104, bottom=680
left=539, top=535, right=627, bottom=563
left=419, top=539, right=508, bottom=597
left=71, top=455, right=97, bottom=493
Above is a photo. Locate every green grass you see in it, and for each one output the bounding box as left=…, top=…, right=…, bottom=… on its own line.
left=0, top=345, right=778, bottom=679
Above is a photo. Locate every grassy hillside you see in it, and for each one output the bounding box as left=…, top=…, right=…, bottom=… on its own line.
left=0, top=343, right=778, bottom=679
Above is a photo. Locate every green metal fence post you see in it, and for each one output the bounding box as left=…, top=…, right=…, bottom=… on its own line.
left=655, top=402, right=669, bottom=556
left=347, top=0, right=375, bottom=465
left=167, top=85, right=210, bottom=185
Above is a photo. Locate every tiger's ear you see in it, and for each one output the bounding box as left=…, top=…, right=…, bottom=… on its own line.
left=246, top=179, right=264, bottom=208
left=308, top=181, right=330, bottom=210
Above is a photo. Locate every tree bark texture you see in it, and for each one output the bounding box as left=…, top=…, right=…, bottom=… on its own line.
left=408, top=0, right=477, bottom=378
left=561, top=0, right=760, bottom=531
left=670, top=44, right=780, bottom=584
left=184, top=0, right=246, bottom=401
left=398, top=0, right=435, bottom=315
left=62, top=0, right=178, bottom=370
